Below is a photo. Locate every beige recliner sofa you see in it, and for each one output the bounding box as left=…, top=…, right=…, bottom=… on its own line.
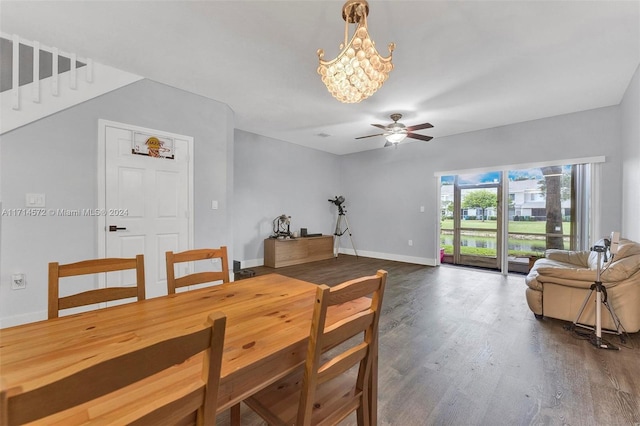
left=525, top=238, right=640, bottom=333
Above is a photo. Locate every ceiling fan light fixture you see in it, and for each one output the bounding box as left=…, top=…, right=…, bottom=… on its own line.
left=385, top=119, right=407, bottom=143
left=355, top=113, right=433, bottom=147
left=317, top=0, right=395, bottom=104
left=385, top=132, right=407, bottom=144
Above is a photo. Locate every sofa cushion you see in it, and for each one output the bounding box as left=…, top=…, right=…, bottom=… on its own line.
left=524, top=257, right=581, bottom=291
left=545, top=249, right=589, bottom=267
left=528, top=260, right=595, bottom=290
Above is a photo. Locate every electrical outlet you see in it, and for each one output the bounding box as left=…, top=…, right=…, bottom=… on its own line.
left=408, top=240, right=413, bottom=246
left=11, top=274, right=26, bottom=290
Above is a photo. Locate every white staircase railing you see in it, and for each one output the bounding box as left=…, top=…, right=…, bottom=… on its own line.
left=4, top=33, right=93, bottom=109
left=1, top=33, right=142, bottom=135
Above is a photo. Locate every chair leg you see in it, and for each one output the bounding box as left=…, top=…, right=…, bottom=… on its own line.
left=369, top=343, right=378, bottom=426
left=230, top=403, right=241, bottom=426
left=356, top=403, right=368, bottom=426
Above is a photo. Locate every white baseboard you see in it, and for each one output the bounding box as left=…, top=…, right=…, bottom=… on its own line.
left=237, top=252, right=436, bottom=270
left=338, top=248, right=436, bottom=266
left=1, top=310, right=46, bottom=329
left=240, top=258, right=264, bottom=269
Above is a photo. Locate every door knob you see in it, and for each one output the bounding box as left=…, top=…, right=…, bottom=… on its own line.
left=109, top=225, right=127, bottom=232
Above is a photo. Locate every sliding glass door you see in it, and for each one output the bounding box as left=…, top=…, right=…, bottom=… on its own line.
left=440, top=163, right=586, bottom=273
left=441, top=173, right=503, bottom=271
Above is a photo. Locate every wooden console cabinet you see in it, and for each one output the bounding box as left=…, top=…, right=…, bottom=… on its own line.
left=264, top=235, right=334, bottom=268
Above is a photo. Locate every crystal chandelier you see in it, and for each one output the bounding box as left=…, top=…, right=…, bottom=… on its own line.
left=317, top=0, right=395, bottom=104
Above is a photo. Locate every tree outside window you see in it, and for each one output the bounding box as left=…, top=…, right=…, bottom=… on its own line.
left=461, top=190, right=497, bottom=222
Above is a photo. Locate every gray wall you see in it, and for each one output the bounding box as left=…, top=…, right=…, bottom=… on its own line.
left=621, top=64, right=640, bottom=241
left=339, top=106, right=623, bottom=263
left=233, top=130, right=341, bottom=266
left=0, top=79, right=233, bottom=326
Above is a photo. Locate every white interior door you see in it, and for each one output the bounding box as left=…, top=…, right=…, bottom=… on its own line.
left=100, top=121, right=193, bottom=299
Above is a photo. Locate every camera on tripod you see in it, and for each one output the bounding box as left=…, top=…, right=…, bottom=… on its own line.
left=328, top=195, right=358, bottom=258
left=328, top=196, right=347, bottom=215
left=328, top=196, right=345, bottom=206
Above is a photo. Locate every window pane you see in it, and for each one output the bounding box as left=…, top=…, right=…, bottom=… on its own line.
left=507, top=166, right=573, bottom=259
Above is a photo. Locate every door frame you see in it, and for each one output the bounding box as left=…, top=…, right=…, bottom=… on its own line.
left=96, top=119, right=194, bottom=259
left=452, top=178, right=503, bottom=270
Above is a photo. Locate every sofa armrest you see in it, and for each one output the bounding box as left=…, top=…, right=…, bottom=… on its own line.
left=535, top=266, right=597, bottom=288
left=544, top=249, right=590, bottom=267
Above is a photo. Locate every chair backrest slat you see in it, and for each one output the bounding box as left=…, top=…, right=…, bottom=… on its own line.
left=57, top=257, right=140, bottom=276
left=58, top=286, right=140, bottom=310
left=166, top=247, right=230, bottom=294
left=317, top=342, right=368, bottom=385
left=321, top=310, right=374, bottom=351
left=175, top=271, right=228, bottom=289
left=48, top=255, right=146, bottom=319
left=326, top=275, right=382, bottom=305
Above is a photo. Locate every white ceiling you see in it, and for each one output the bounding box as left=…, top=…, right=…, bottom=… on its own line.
left=2, top=1, right=639, bottom=155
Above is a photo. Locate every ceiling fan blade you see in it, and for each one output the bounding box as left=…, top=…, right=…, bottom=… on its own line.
left=406, top=133, right=433, bottom=142
left=406, top=123, right=433, bottom=132
left=371, top=124, right=387, bottom=130
left=355, top=133, right=385, bottom=140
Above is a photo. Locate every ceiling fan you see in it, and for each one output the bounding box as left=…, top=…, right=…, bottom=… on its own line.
left=355, top=113, right=433, bottom=147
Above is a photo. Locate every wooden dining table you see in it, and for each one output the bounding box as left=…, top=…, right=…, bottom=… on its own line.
left=0, top=273, right=375, bottom=425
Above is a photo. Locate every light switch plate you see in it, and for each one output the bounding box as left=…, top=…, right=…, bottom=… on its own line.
left=25, top=193, right=45, bottom=208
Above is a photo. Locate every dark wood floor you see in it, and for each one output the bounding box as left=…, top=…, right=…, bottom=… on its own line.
left=219, top=255, right=640, bottom=425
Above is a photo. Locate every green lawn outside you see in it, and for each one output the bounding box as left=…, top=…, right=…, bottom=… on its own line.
left=441, top=219, right=571, bottom=234
left=440, top=219, right=571, bottom=257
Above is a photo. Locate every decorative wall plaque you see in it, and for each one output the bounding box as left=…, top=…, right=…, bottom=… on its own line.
left=132, top=132, right=174, bottom=159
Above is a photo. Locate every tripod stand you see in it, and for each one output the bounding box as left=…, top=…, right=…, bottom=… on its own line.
left=567, top=246, right=625, bottom=350
left=332, top=203, right=358, bottom=258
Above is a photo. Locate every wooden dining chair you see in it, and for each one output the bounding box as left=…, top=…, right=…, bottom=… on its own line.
left=166, top=247, right=230, bottom=294
left=240, top=269, right=388, bottom=426
left=48, top=255, right=146, bottom=319
left=1, top=311, right=226, bottom=426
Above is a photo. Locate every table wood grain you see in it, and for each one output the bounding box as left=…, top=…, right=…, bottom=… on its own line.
left=0, top=274, right=370, bottom=424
